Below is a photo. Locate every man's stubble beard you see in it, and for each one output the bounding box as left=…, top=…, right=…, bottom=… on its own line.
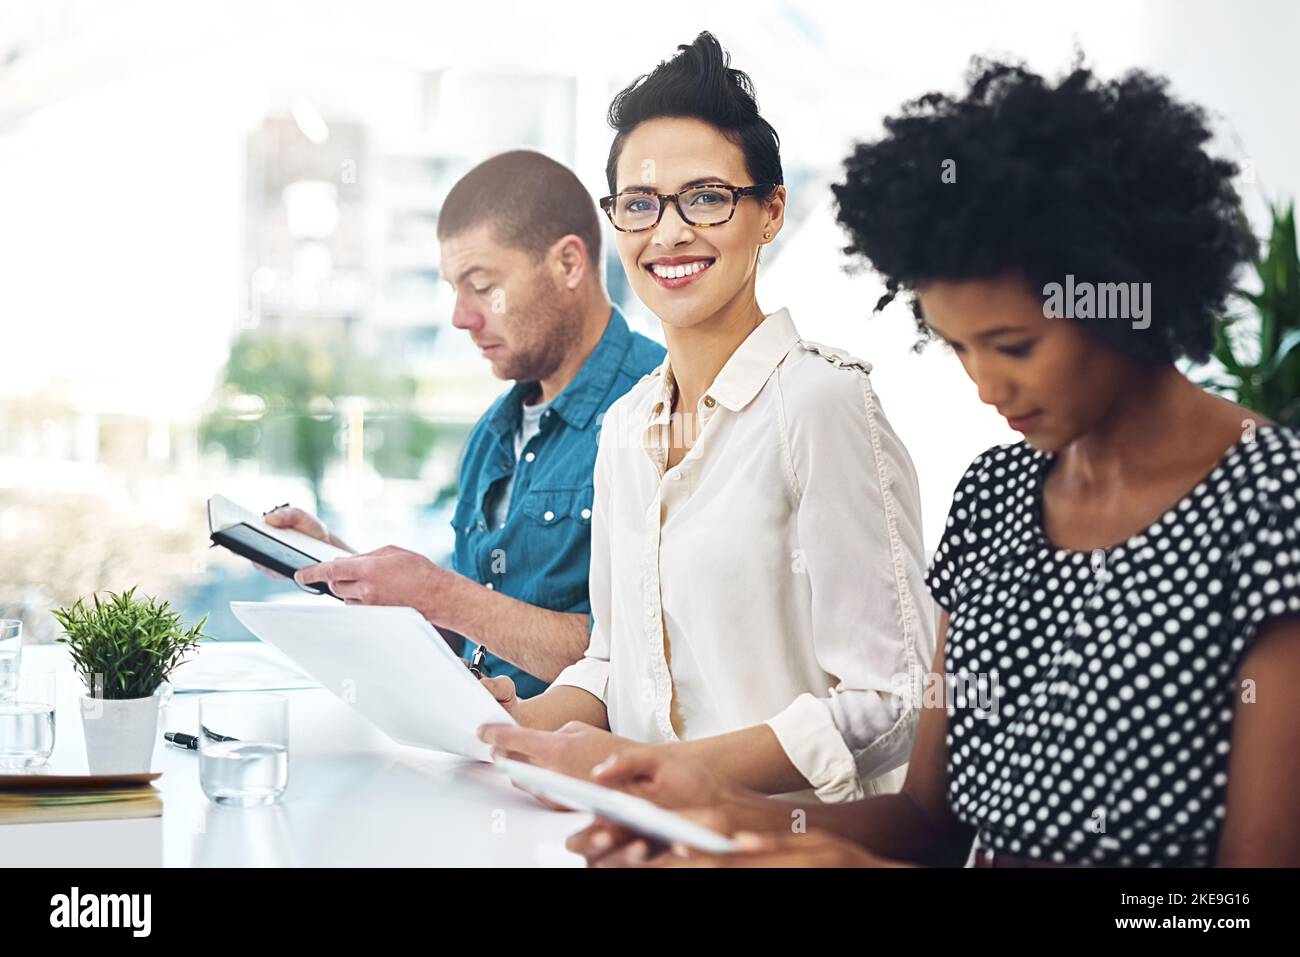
left=496, top=270, right=585, bottom=386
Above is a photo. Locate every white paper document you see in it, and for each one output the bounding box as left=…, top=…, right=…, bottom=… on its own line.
left=169, top=641, right=321, bottom=693
left=229, top=602, right=514, bottom=761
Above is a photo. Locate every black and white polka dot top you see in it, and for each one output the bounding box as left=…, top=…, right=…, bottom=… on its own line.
left=925, top=424, right=1300, bottom=866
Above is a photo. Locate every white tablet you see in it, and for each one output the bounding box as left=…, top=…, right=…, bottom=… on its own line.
left=496, top=758, right=737, bottom=854
left=230, top=602, right=514, bottom=761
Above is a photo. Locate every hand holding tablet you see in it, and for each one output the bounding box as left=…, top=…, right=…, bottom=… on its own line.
left=495, top=757, right=737, bottom=854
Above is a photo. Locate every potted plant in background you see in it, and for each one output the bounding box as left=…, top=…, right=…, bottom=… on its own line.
left=53, top=588, right=207, bottom=773
left=1197, top=201, right=1300, bottom=425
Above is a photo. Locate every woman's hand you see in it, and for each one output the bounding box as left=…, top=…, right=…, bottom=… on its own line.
left=653, top=829, right=893, bottom=868
left=478, top=721, right=635, bottom=782
left=573, top=806, right=739, bottom=867
left=479, top=675, right=519, bottom=720
left=565, top=747, right=757, bottom=866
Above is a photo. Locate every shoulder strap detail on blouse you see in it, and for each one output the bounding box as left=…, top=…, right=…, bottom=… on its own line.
left=796, top=339, right=874, bottom=375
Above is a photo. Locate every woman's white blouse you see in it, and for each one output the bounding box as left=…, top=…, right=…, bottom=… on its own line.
left=552, top=308, right=935, bottom=802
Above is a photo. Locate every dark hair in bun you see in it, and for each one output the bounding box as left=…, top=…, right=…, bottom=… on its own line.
left=605, top=31, right=783, bottom=196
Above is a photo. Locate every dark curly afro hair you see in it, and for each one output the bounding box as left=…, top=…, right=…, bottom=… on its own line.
left=831, top=57, right=1256, bottom=365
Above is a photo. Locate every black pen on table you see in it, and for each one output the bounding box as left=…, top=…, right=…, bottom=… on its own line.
left=164, top=728, right=239, bottom=750
left=164, top=731, right=200, bottom=750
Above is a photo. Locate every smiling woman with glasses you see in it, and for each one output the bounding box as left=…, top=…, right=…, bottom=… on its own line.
left=476, top=32, right=933, bottom=810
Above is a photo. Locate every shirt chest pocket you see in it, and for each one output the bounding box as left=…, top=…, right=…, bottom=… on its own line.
left=517, top=487, right=594, bottom=528
left=510, top=486, right=594, bottom=610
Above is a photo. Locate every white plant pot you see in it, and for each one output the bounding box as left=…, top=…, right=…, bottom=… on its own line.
left=80, top=690, right=162, bottom=774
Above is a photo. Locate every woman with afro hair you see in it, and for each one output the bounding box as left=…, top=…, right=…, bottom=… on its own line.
left=565, top=57, right=1300, bottom=868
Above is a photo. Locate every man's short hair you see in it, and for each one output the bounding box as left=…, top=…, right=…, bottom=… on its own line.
left=437, top=150, right=603, bottom=265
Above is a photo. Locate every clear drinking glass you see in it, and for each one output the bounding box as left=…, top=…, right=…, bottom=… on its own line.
left=198, top=693, right=289, bottom=807
left=0, top=619, right=21, bottom=699
left=0, top=666, right=56, bottom=768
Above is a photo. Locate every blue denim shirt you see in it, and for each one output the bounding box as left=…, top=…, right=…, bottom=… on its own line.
left=452, top=306, right=665, bottom=698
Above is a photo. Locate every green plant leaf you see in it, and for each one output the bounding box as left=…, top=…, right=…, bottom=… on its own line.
left=50, top=586, right=208, bottom=699
left=1208, top=200, right=1299, bottom=422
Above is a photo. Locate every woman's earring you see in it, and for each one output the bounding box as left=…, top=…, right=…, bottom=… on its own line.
left=763, top=231, right=771, bottom=240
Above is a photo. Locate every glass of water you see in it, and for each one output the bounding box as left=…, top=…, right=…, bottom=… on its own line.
left=0, top=666, right=56, bottom=768
left=0, top=619, right=21, bottom=699
left=198, top=693, right=289, bottom=807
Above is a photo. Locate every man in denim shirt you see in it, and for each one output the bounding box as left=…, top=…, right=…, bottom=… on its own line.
left=450, top=308, right=662, bottom=696
left=294, top=151, right=662, bottom=696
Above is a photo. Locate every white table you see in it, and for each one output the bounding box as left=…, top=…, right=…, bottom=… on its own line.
left=7, top=644, right=590, bottom=867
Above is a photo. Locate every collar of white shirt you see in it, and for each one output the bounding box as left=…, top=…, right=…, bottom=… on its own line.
left=645, top=306, right=801, bottom=424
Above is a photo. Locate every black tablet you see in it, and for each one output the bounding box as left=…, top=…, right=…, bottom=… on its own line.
left=211, top=523, right=341, bottom=600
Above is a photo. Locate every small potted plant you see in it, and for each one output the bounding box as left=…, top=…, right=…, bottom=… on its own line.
left=53, top=587, right=207, bottom=773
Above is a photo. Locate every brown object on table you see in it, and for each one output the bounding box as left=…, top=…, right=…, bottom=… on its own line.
left=0, top=771, right=161, bottom=790
left=0, top=772, right=163, bottom=825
